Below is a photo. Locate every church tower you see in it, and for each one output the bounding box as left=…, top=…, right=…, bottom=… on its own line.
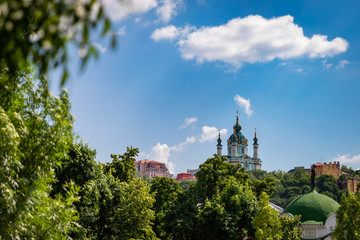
left=217, top=114, right=262, bottom=170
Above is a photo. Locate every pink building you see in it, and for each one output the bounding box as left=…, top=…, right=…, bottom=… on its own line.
left=135, top=160, right=169, bottom=178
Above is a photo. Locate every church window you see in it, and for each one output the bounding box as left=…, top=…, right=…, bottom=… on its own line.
left=242, top=148, right=244, bottom=154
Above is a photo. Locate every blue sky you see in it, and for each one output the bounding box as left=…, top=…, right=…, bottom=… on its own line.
left=56, top=0, right=360, bottom=174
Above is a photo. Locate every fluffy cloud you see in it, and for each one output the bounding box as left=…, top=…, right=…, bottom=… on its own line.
left=157, top=0, right=182, bottom=22
left=102, top=0, right=157, bottom=21
left=146, top=136, right=195, bottom=173
left=180, top=117, right=198, bottom=129
left=199, top=126, right=228, bottom=143
left=146, top=125, right=228, bottom=173
left=152, top=15, right=348, bottom=68
left=332, top=153, right=360, bottom=164
left=146, top=143, right=174, bottom=173
left=234, top=95, right=253, bottom=117
left=336, top=60, right=350, bottom=69
left=151, top=25, right=193, bottom=41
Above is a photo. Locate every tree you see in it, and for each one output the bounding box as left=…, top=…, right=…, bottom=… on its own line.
left=253, top=193, right=302, bottom=240
left=105, top=147, right=139, bottom=182
left=333, top=192, right=360, bottom=240
left=316, top=174, right=339, bottom=201
left=0, top=0, right=116, bottom=84
left=162, top=188, right=200, bottom=240
left=0, top=66, right=77, bottom=238
left=179, top=179, right=196, bottom=191
left=195, top=154, right=249, bottom=203
left=150, top=177, right=182, bottom=239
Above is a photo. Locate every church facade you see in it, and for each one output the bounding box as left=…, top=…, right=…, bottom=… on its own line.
left=216, top=115, right=262, bottom=170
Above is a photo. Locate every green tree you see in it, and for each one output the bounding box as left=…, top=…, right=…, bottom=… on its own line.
left=195, top=154, right=249, bottom=203
left=179, top=179, right=196, bottom=191
left=316, top=174, right=339, bottom=201
left=333, top=192, right=360, bottom=240
left=0, top=0, right=116, bottom=84
left=150, top=177, right=182, bottom=239
left=0, top=67, right=77, bottom=238
left=105, top=147, right=139, bottom=182
left=162, top=187, right=200, bottom=240
left=253, top=193, right=302, bottom=240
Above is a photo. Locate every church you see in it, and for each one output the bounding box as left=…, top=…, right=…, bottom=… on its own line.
left=216, top=115, right=262, bottom=170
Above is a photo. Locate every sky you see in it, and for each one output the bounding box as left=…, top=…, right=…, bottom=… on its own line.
left=54, top=0, right=360, bottom=175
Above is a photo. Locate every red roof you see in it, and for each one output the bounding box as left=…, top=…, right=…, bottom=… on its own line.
left=135, top=159, right=169, bottom=170
left=313, top=162, right=324, bottom=166
left=176, top=172, right=196, bottom=181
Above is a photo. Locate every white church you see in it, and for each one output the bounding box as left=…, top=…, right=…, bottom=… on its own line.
left=216, top=115, right=262, bottom=170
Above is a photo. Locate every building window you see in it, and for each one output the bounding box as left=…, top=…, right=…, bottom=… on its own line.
left=305, top=230, right=316, bottom=237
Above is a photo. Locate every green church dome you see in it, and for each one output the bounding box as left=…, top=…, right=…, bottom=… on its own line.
left=283, top=191, right=339, bottom=225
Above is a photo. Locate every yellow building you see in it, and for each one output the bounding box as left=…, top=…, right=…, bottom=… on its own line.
left=341, top=179, right=359, bottom=193
left=311, top=161, right=342, bottom=180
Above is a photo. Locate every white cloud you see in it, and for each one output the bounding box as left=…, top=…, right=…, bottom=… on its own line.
left=234, top=95, right=253, bottom=117
left=199, top=126, right=228, bottom=143
left=332, top=153, right=360, bottom=164
left=151, top=25, right=180, bottom=41
left=146, top=136, right=196, bottom=173
left=157, top=0, right=182, bottom=22
left=102, top=0, right=157, bottom=22
left=93, top=43, right=107, bottom=53
left=336, top=60, right=350, bottom=69
left=151, top=25, right=194, bottom=41
left=180, top=117, right=198, bottom=129
left=146, top=124, right=228, bottom=173
left=152, top=15, right=348, bottom=68
left=322, top=59, right=332, bottom=69
left=147, top=143, right=174, bottom=173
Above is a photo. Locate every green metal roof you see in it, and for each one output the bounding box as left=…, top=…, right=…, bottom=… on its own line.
left=283, top=191, right=339, bottom=224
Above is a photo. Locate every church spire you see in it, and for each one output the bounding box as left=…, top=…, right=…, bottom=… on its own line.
left=217, top=130, right=222, bottom=156
left=217, top=130, right=222, bottom=146
left=253, top=128, right=258, bottom=145
left=233, top=111, right=242, bottom=132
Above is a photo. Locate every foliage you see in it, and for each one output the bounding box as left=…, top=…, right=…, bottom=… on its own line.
left=316, top=174, right=339, bottom=201
left=333, top=192, right=360, bottom=240
left=253, top=193, right=302, bottom=240
left=198, top=177, right=259, bottom=240
left=105, top=147, right=139, bottom=182
left=0, top=66, right=77, bottom=238
left=179, top=179, right=196, bottom=191
left=162, top=188, right=200, bottom=240
left=195, top=154, right=249, bottom=203
left=150, top=177, right=182, bottom=239
left=341, top=165, right=355, bottom=176
left=0, top=0, right=116, bottom=85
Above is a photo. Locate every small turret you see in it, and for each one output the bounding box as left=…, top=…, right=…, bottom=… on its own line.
left=253, top=129, right=259, bottom=160
left=217, top=130, right=222, bottom=156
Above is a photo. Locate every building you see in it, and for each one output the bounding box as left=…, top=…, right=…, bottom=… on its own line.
left=282, top=191, right=339, bottom=240
left=340, top=178, right=359, bottom=193
left=176, top=172, right=196, bottom=181
left=216, top=114, right=262, bottom=170
left=310, top=161, right=342, bottom=179
left=135, top=160, right=169, bottom=178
